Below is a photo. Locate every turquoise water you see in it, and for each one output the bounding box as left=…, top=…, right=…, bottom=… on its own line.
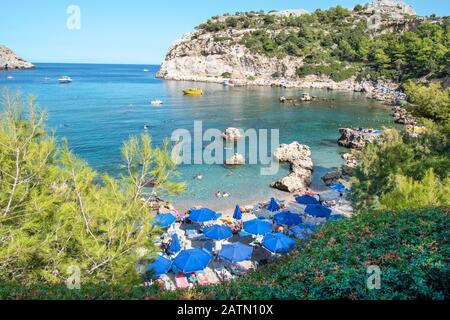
left=0, top=63, right=395, bottom=211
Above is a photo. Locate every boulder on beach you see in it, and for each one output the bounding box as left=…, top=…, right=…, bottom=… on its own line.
left=221, top=127, right=243, bottom=142
left=392, top=106, right=417, bottom=125
left=338, top=128, right=381, bottom=150
left=321, top=153, right=357, bottom=186
left=271, top=142, right=313, bottom=193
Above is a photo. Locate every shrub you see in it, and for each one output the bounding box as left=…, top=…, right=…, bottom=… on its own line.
left=272, top=71, right=282, bottom=78
left=200, top=207, right=450, bottom=300
left=380, top=169, right=450, bottom=210
left=403, top=82, right=450, bottom=125
left=0, top=93, right=185, bottom=286
left=221, top=72, right=232, bottom=78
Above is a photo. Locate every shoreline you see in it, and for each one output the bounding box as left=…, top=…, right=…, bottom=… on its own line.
left=156, top=74, right=403, bottom=104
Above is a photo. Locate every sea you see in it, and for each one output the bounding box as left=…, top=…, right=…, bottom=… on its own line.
left=0, top=63, right=396, bottom=212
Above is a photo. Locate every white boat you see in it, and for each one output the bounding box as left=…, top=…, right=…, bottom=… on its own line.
left=151, top=99, right=163, bottom=105
left=58, top=76, right=72, bottom=83
left=143, top=69, right=149, bottom=72
left=7, top=76, right=14, bottom=79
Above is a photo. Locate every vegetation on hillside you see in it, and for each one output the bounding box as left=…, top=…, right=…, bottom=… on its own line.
left=0, top=92, right=185, bottom=286
left=197, top=6, right=450, bottom=83
left=351, top=83, right=450, bottom=212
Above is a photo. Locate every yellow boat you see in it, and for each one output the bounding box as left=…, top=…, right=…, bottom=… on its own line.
left=183, top=88, right=204, bottom=96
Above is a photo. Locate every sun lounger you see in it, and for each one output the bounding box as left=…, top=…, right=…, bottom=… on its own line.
left=186, top=229, right=205, bottom=240
left=235, top=260, right=256, bottom=274
left=215, top=267, right=234, bottom=282
left=197, top=272, right=210, bottom=286
left=204, top=267, right=220, bottom=285
left=175, top=273, right=190, bottom=289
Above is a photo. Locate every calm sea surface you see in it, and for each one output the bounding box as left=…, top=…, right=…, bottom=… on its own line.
left=0, top=63, right=396, bottom=211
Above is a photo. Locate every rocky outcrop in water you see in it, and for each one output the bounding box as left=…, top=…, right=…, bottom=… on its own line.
left=270, top=142, right=313, bottom=192
left=322, top=153, right=358, bottom=186
left=338, top=128, right=381, bottom=150
left=222, top=127, right=243, bottom=141
left=0, top=45, right=34, bottom=70
left=226, top=153, right=245, bottom=165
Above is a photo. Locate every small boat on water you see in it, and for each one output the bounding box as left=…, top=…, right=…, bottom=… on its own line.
left=151, top=99, right=163, bottom=105
left=7, top=76, right=14, bottom=79
left=58, top=76, right=72, bottom=83
left=183, top=88, right=203, bottom=96
left=143, top=69, right=149, bottom=72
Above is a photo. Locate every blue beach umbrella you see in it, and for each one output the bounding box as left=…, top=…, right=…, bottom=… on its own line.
left=290, top=224, right=315, bottom=240
left=274, top=211, right=302, bottom=226
left=233, top=205, right=243, bottom=220
left=243, top=219, right=272, bottom=235
left=330, top=183, right=347, bottom=194
left=167, top=233, right=181, bottom=255
left=203, top=225, right=233, bottom=240
left=153, top=213, right=176, bottom=228
left=219, top=243, right=254, bottom=264
left=329, top=214, right=343, bottom=221
left=262, top=233, right=295, bottom=254
left=268, top=198, right=281, bottom=212
left=305, top=204, right=332, bottom=218
left=296, top=195, right=319, bottom=205
left=173, top=249, right=212, bottom=273
left=145, top=255, right=172, bottom=279
left=189, top=208, right=217, bottom=223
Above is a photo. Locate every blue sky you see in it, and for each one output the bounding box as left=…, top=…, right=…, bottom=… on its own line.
left=1, top=0, right=448, bottom=65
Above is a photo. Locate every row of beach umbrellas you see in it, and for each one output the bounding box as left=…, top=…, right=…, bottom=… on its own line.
left=153, top=200, right=334, bottom=231
left=147, top=231, right=295, bottom=278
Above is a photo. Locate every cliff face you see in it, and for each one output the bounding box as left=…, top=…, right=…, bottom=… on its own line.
left=157, top=30, right=303, bottom=84
left=0, top=45, right=34, bottom=70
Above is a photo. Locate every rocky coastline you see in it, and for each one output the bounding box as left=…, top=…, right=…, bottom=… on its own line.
left=0, top=45, right=34, bottom=70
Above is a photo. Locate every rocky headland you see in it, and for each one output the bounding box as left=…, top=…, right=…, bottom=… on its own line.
left=156, top=1, right=441, bottom=103
left=0, top=45, right=34, bottom=70
left=338, top=128, right=382, bottom=150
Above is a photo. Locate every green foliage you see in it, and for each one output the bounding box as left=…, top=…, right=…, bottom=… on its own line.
left=351, top=84, right=450, bottom=212
left=199, top=207, right=449, bottom=300
left=404, top=82, right=450, bottom=125
left=297, top=63, right=357, bottom=82
left=380, top=169, right=450, bottom=210
left=272, top=71, right=282, bottom=78
left=221, top=72, right=232, bottom=78
left=0, top=92, right=185, bottom=286
left=198, top=7, right=449, bottom=83
left=351, top=128, right=450, bottom=212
